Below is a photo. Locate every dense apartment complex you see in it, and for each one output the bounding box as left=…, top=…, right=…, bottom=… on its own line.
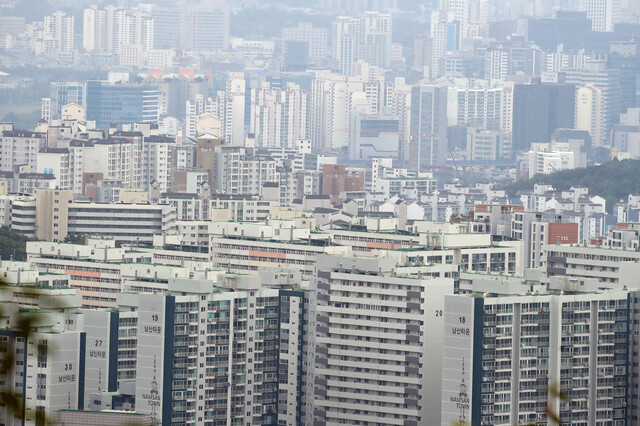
left=443, top=276, right=630, bottom=425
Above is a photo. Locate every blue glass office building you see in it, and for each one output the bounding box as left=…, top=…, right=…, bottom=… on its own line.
left=86, top=81, right=159, bottom=129
left=50, top=82, right=85, bottom=120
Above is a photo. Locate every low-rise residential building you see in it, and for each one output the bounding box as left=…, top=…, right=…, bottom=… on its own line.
left=543, top=243, right=640, bottom=287
left=209, top=221, right=350, bottom=278
left=328, top=221, right=524, bottom=274
left=159, top=193, right=276, bottom=222
left=31, top=189, right=177, bottom=244
left=0, top=127, right=47, bottom=172
left=26, top=238, right=212, bottom=308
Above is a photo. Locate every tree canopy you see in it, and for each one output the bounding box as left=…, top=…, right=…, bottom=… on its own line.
left=0, top=226, right=31, bottom=261
left=503, top=159, right=640, bottom=213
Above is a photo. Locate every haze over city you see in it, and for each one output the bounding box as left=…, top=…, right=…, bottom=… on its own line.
left=0, top=0, right=639, bottom=425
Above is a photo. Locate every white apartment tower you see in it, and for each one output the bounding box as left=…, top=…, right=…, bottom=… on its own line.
left=440, top=0, right=471, bottom=36
left=82, top=7, right=95, bottom=51
left=333, top=12, right=392, bottom=76
left=220, top=73, right=246, bottom=145
left=333, top=16, right=359, bottom=76
left=214, top=146, right=277, bottom=195
left=142, top=136, right=176, bottom=193
left=307, top=255, right=455, bottom=425
left=250, top=82, right=308, bottom=148
left=185, top=95, right=219, bottom=139
left=83, top=6, right=154, bottom=54
left=430, top=10, right=458, bottom=78
left=448, top=80, right=514, bottom=133
left=358, top=11, right=393, bottom=69
left=576, top=82, right=606, bottom=147
left=484, top=48, right=510, bottom=80
left=0, top=129, right=47, bottom=172
left=44, top=11, right=75, bottom=52
left=581, top=0, right=621, bottom=31
left=311, top=74, right=350, bottom=152
left=282, top=23, right=328, bottom=61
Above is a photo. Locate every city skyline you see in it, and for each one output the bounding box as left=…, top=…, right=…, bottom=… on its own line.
left=1, top=0, right=640, bottom=424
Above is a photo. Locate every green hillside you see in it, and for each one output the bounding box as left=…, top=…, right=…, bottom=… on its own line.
left=504, top=159, right=640, bottom=213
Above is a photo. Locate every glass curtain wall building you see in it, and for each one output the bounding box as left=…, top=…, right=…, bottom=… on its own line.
left=86, top=81, right=159, bottom=129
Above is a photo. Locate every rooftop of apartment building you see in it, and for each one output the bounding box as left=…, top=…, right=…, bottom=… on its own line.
left=548, top=242, right=640, bottom=253
left=460, top=269, right=632, bottom=297
left=1, top=129, right=45, bottom=138
left=160, top=193, right=259, bottom=200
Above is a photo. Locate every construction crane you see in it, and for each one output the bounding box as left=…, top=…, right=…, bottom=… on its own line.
left=176, top=12, right=199, bottom=69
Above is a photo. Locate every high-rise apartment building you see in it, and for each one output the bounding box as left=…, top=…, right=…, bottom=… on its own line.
left=430, top=11, right=460, bottom=78
left=484, top=48, right=510, bottom=80
left=0, top=268, right=308, bottom=425
left=409, top=84, right=449, bottom=169
left=332, top=12, right=392, bottom=76
left=150, top=5, right=180, bottom=50
left=142, top=136, right=175, bottom=192
left=358, top=11, right=393, bottom=69
left=0, top=285, right=87, bottom=424
left=214, top=145, right=277, bottom=195
left=184, top=0, right=230, bottom=53
left=282, top=23, right=328, bottom=62
left=448, top=80, right=514, bottom=134
left=333, top=16, right=359, bottom=76
left=213, top=146, right=277, bottom=196
left=581, top=0, right=621, bottom=31
left=73, top=137, right=143, bottom=189
left=83, top=6, right=154, bottom=54
left=249, top=82, right=308, bottom=149
left=575, top=82, right=606, bottom=147
left=310, top=68, right=393, bottom=153
left=0, top=129, right=47, bottom=173
left=151, top=1, right=230, bottom=53
left=44, top=11, right=75, bottom=52
left=217, top=73, right=246, bottom=145
left=129, top=277, right=305, bottom=425
left=565, top=65, right=622, bottom=146
left=307, top=254, right=455, bottom=425
left=443, top=284, right=630, bottom=425
left=311, top=74, right=349, bottom=152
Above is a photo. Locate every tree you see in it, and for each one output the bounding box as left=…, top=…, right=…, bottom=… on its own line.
left=0, top=226, right=31, bottom=261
